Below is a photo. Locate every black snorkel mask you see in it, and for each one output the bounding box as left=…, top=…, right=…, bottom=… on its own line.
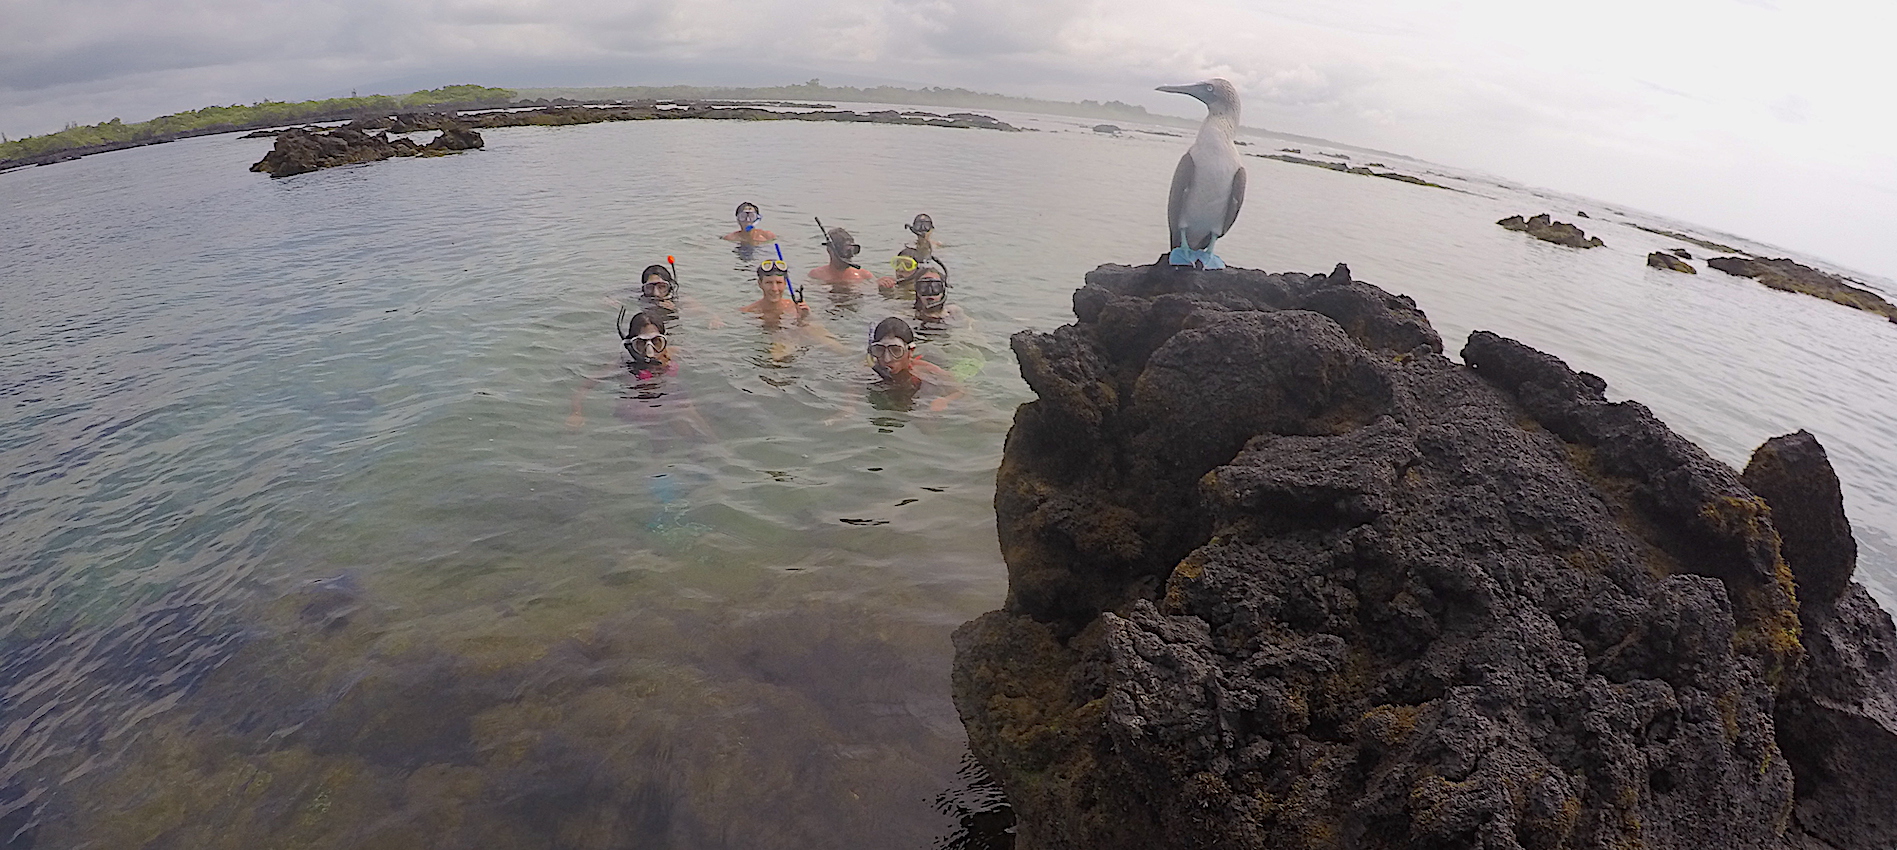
left=914, top=275, right=947, bottom=310
left=906, top=214, right=934, bottom=236
left=816, top=218, right=861, bottom=267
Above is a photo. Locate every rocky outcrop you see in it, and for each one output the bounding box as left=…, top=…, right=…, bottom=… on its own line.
left=1648, top=251, right=1697, bottom=274
left=1744, top=433, right=1897, bottom=850
left=954, top=261, right=1897, bottom=849
left=1498, top=213, right=1605, bottom=248
left=1253, top=154, right=1448, bottom=190
left=1707, top=257, right=1897, bottom=323
left=249, top=125, right=483, bottom=177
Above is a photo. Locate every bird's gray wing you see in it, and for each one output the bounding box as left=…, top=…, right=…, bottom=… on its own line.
left=1221, top=166, right=1247, bottom=237
left=1167, top=151, right=1195, bottom=250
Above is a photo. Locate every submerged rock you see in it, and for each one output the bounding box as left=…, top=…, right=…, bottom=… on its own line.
left=1648, top=251, right=1697, bottom=273
left=1707, top=256, right=1897, bottom=323
left=249, top=124, right=484, bottom=177
left=1498, top=213, right=1605, bottom=248
left=954, top=261, right=1897, bottom=849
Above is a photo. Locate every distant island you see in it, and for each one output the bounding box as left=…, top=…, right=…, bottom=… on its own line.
left=2, top=79, right=1381, bottom=173
left=3, top=80, right=1173, bottom=171
left=0, top=85, right=517, bottom=169
left=512, top=80, right=1163, bottom=124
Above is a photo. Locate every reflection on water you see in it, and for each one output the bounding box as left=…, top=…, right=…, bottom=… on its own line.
left=1, top=111, right=1894, bottom=847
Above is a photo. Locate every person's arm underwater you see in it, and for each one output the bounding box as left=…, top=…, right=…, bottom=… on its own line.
left=913, top=359, right=967, bottom=411
left=566, top=367, right=615, bottom=429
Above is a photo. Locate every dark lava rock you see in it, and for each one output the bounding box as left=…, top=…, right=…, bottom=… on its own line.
left=1672, top=248, right=1694, bottom=260
left=1742, top=432, right=1897, bottom=850
left=1707, top=257, right=1897, bottom=323
left=426, top=126, right=484, bottom=151
left=1498, top=213, right=1605, bottom=248
left=1648, top=251, right=1697, bottom=274
left=1093, top=124, right=1123, bottom=135
left=954, top=261, right=1896, bottom=849
left=1577, top=210, right=1591, bottom=218
left=249, top=124, right=481, bottom=177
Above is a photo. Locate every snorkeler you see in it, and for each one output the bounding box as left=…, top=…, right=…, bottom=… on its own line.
left=741, top=258, right=846, bottom=358
left=567, top=310, right=714, bottom=436
left=807, top=225, right=876, bottom=284
left=635, top=262, right=722, bottom=327
left=721, top=202, right=778, bottom=244
left=741, top=257, right=808, bottom=318
left=906, top=213, right=941, bottom=259
left=876, top=247, right=927, bottom=293
left=911, top=265, right=968, bottom=327
left=866, top=316, right=964, bottom=410
left=619, top=309, right=674, bottom=379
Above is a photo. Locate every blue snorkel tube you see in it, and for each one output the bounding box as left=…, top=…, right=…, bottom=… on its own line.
left=775, top=243, right=803, bottom=306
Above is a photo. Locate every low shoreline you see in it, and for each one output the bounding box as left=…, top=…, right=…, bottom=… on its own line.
left=0, top=99, right=1020, bottom=174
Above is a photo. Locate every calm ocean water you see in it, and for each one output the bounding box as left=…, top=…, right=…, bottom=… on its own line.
left=2, top=109, right=1893, bottom=848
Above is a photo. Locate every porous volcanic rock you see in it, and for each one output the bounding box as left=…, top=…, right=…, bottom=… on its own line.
left=1498, top=213, right=1606, bottom=248
left=1707, top=256, right=1897, bottom=323
left=1648, top=251, right=1697, bottom=274
left=1744, top=433, right=1897, bottom=850
left=954, top=261, right=1897, bottom=849
left=249, top=124, right=482, bottom=177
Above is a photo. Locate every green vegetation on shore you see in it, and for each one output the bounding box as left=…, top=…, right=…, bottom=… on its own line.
left=0, top=85, right=515, bottom=164
left=514, top=79, right=1165, bottom=124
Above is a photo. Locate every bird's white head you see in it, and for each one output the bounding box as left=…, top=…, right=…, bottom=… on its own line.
left=1156, top=78, right=1240, bottom=122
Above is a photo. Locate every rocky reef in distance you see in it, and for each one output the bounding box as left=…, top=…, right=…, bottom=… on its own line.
left=953, top=261, right=1897, bottom=849
left=1498, top=213, right=1605, bottom=248
left=246, top=102, right=1021, bottom=177
left=1648, top=251, right=1697, bottom=274
left=250, top=125, right=484, bottom=177
left=1707, top=256, right=1897, bottom=324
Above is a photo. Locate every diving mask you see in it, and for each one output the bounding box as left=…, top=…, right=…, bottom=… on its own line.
left=626, top=330, right=668, bottom=360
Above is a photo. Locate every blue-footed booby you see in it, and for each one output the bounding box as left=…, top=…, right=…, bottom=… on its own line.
left=1158, top=78, right=1245, bottom=269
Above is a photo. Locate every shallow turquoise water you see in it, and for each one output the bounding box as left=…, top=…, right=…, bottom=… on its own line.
left=1, top=112, right=1894, bottom=847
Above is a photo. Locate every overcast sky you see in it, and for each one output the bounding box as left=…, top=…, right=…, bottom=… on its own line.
left=4, top=0, right=1893, bottom=280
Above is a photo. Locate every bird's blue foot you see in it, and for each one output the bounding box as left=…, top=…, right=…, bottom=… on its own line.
left=1167, top=247, right=1226, bottom=269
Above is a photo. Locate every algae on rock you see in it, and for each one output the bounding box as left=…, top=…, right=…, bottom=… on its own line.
left=955, top=260, right=1897, bottom=850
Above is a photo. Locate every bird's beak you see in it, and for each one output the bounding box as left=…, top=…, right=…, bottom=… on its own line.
left=1156, top=84, right=1194, bottom=95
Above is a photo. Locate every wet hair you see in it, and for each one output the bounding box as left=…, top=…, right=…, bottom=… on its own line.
left=641, top=264, right=675, bottom=285
left=627, top=311, right=665, bottom=337
left=870, top=316, right=915, bottom=347
left=736, top=202, right=760, bottom=217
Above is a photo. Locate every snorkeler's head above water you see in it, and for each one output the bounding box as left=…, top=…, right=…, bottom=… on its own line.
left=641, top=264, right=677, bottom=299
left=889, top=247, right=926, bottom=283
left=823, top=227, right=862, bottom=266
left=868, top=316, right=917, bottom=379
left=906, top=214, right=934, bottom=236
left=913, top=267, right=948, bottom=312
left=757, top=258, right=793, bottom=297
left=736, top=202, right=762, bottom=231
left=620, top=311, right=670, bottom=366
